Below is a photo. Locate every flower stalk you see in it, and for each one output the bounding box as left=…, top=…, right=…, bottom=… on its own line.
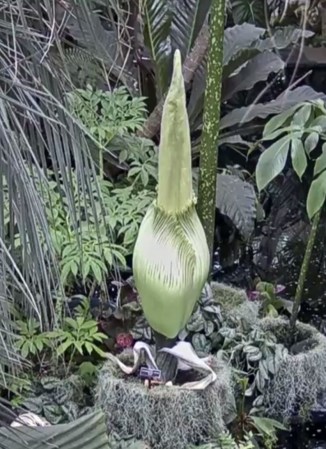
left=133, top=49, right=210, bottom=341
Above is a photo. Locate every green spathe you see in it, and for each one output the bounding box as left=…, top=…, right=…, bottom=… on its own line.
left=133, top=49, right=210, bottom=338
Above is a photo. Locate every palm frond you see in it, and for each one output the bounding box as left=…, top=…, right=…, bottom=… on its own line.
left=171, top=0, right=212, bottom=59
left=142, top=0, right=174, bottom=97
left=0, top=0, right=119, bottom=381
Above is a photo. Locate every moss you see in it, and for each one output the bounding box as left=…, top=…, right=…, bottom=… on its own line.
left=210, top=282, right=260, bottom=325
left=211, top=282, right=248, bottom=311
left=95, top=352, right=234, bottom=449
left=258, top=317, right=326, bottom=422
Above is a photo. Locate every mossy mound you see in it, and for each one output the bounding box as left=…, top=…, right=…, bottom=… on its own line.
left=259, top=317, right=326, bottom=422
left=210, top=282, right=260, bottom=325
left=95, top=351, right=234, bottom=449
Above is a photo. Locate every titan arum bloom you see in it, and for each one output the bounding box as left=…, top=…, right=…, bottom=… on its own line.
left=133, top=49, right=210, bottom=339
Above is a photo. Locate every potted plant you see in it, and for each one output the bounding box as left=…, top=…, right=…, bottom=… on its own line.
left=95, top=50, right=234, bottom=449
left=257, top=316, right=326, bottom=422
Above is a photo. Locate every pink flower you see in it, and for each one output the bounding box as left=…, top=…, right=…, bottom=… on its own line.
left=247, top=290, right=260, bottom=301
left=116, top=333, right=134, bottom=349
left=275, top=284, right=286, bottom=294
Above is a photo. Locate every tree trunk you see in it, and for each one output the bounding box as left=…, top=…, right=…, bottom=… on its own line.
left=197, top=0, right=226, bottom=263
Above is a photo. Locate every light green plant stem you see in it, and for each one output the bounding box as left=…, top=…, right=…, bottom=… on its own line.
left=290, top=208, right=321, bottom=332
left=99, top=147, right=104, bottom=180
left=197, top=0, right=226, bottom=264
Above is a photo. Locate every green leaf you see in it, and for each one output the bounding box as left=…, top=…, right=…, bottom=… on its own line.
left=188, top=23, right=265, bottom=125
left=304, top=132, right=319, bottom=154
left=57, top=340, right=73, bottom=355
left=21, top=341, right=30, bottom=358
left=92, top=333, right=107, bottom=342
left=171, top=0, right=212, bottom=59
left=223, top=51, right=285, bottom=102
left=91, top=261, right=103, bottom=283
left=103, top=248, right=113, bottom=265
left=70, top=260, right=79, bottom=277
left=143, top=0, right=173, bottom=96
left=311, top=115, right=326, bottom=132
left=223, top=23, right=264, bottom=67
left=0, top=411, right=110, bottom=449
left=251, top=416, right=288, bottom=436
left=85, top=342, right=94, bottom=355
left=307, top=171, right=326, bottom=219
left=216, top=174, right=256, bottom=240
left=230, top=0, right=265, bottom=25
left=35, top=339, right=44, bottom=352
left=140, top=169, right=149, bottom=187
left=80, top=320, right=98, bottom=331
left=314, top=143, right=326, bottom=176
left=256, top=135, right=292, bottom=191
left=91, top=345, right=107, bottom=358
left=60, top=263, right=72, bottom=285
left=82, top=259, right=91, bottom=280
left=75, top=341, right=84, bottom=355
left=64, top=317, right=79, bottom=330
left=191, top=333, right=212, bottom=354
left=258, top=27, right=314, bottom=51
left=220, top=86, right=325, bottom=130
left=291, top=138, right=307, bottom=179
left=262, top=126, right=297, bottom=142
left=112, top=249, right=127, bottom=267
left=292, top=103, right=311, bottom=127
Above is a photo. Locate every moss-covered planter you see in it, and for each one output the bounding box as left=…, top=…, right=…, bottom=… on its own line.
left=95, top=351, right=234, bottom=449
left=210, top=282, right=260, bottom=325
left=258, top=317, right=326, bottom=422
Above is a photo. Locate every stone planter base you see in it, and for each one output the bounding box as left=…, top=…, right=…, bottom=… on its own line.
left=95, top=351, right=234, bottom=449
left=259, top=317, right=326, bottom=422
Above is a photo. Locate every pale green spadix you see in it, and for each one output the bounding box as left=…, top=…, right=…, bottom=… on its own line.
left=132, top=49, right=210, bottom=339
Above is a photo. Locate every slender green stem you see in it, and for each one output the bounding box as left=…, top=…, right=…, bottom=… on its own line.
left=197, top=0, right=226, bottom=264
left=290, top=208, right=321, bottom=332
left=99, top=147, right=104, bottom=180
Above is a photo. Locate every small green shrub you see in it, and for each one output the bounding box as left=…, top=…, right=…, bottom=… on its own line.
left=68, top=85, right=147, bottom=148
left=21, top=375, right=94, bottom=424
left=14, top=318, right=52, bottom=359
left=48, top=298, right=107, bottom=368
left=178, top=284, right=223, bottom=355
left=218, top=325, right=287, bottom=398
left=3, top=87, right=158, bottom=291
left=249, top=282, right=293, bottom=317
left=3, top=168, right=156, bottom=289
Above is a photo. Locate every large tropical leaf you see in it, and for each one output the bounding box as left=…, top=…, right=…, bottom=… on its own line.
left=222, top=51, right=285, bottom=101
left=257, top=27, right=315, bottom=52
left=223, top=25, right=313, bottom=79
left=170, top=0, right=212, bottom=60
left=143, top=0, right=173, bottom=97
left=216, top=174, right=256, bottom=240
left=0, top=411, right=109, bottom=449
left=230, top=0, right=266, bottom=25
left=188, top=25, right=314, bottom=128
left=219, top=86, right=326, bottom=130
left=188, top=23, right=265, bottom=124
left=223, top=23, right=265, bottom=68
